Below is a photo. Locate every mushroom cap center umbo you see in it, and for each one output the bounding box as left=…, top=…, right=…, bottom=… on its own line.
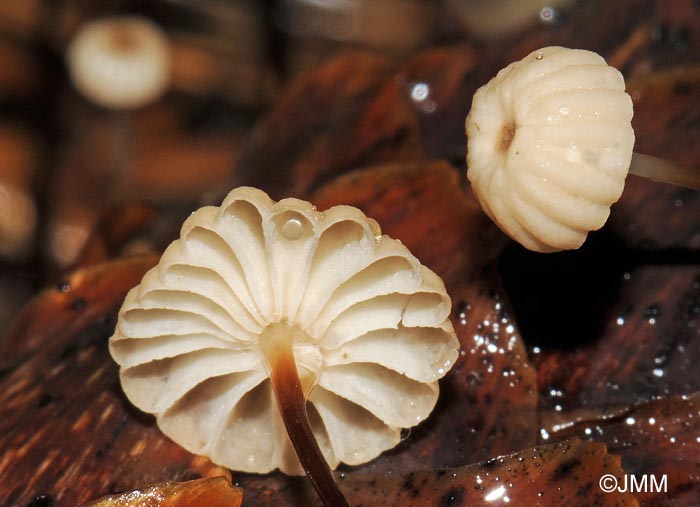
left=108, top=26, right=146, bottom=54
left=498, top=123, right=516, bottom=153
left=260, top=321, right=323, bottom=394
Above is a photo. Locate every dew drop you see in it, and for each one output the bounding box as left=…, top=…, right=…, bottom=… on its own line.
left=28, top=496, right=54, bottom=507
left=70, top=298, right=86, bottom=311
left=281, top=217, right=304, bottom=240
left=645, top=304, right=660, bottom=324
left=535, top=52, right=544, bottom=60
left=539, top=6, right=559, bottom=24
left=410, top=82, right=429, bottom=102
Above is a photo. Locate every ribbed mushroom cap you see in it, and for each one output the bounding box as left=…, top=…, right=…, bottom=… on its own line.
left=109, top=186, right=459, bottom=475
left=466, top=46, right=635, bottom=252
left=67, top=16, right=170, bottom=109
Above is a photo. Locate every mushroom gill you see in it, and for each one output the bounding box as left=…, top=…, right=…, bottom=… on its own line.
left=109, top=186, right=459, bottom=506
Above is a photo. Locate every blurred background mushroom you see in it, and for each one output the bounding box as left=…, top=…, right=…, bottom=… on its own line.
left=273, top=0, right=441, bottom=74
left=446, top=0, right=575, bottom=41
left=67, top=16, right=171, bottom=110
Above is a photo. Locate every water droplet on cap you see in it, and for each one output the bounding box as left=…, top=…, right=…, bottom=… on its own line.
left=281, top=217, right=303, bottom=240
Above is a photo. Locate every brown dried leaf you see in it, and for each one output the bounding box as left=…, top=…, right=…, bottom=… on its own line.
left=233, top=51, right=423, bottom=200
left=396, top=44, right=480, bottom=162
left=239, top=439, right=638, bottom=507
left=610, top=67, right=700, bottom=249
left=546, top=393, right=700, bottom=506
left=0, top=257, right=229, bottom=507
left=81, top=477, right=242, bottom=507
left=535, top=266, right=700, bottom=411
left=2, top=255, right=158, bottom=362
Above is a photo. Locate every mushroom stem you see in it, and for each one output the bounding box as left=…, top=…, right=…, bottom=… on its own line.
left=629, top=152, right=700, bottom=190
left=112, top=112, right=134, bottom=203
left=261, top=326, right=350, bottom=507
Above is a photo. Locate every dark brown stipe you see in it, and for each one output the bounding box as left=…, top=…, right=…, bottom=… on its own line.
left=261, top=326, right=350, bottom=507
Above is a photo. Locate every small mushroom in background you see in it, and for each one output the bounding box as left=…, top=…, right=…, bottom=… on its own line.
left=465, top=45, right=700, bottom=253
left=49, top=15, right=169, bottom=269
left=109, top=186, right=459, bottom=507
left=446, top=0, right=574, bottom=41
left=275, top=0, right=440, bottom=74
left=67, top=16, right=171, bottom=110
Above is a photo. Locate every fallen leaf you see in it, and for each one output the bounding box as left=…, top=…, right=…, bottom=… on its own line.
left=81, top=477, right=242, bottom=507
left=238, top=439, right=638, bottom=507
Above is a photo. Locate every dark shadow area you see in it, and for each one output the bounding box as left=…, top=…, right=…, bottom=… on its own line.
left=499, top=229, right=628, bottom=351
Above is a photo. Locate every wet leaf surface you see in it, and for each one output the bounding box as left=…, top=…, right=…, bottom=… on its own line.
left=2, top=255, right=159, bottom=360
left=610, top=68, right=700, bottom=250
left=545, top=393, right=700, bottom=506
left=81, top=477, right=242, bottom=507
left=396, top=45, right=480, bottom=163
left=534, top=265, right=700, bottom=411
left=232, top=51, right=424, bottom=200
left=0, top=257, right=230, bottom=507
left=237, top=439, right=638, bottom=507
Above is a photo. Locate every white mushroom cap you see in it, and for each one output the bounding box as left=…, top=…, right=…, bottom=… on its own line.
left=448, top=0, right=574, bottom=41
left=109, top=186, right=459, bottom=475
left=466, top=46, right=635, bottom=252
left=67, top=16, right=171, bottom=109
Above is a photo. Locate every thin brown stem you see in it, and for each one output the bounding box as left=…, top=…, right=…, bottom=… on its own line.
left=629, top=152, right=700, bottom=190
left=261, top=324, right=349, bottom=507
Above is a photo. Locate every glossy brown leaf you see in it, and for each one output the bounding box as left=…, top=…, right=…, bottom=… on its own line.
left=233, top=51, right=423, bottom=200
left=396, top=44, right=480, bottom=162
left=81, top=477, right=242, bottom=507
left=2, top=255, right=158, bottom=362
left=239, top=439, right=638, bottom=507
left=77, top=205, right=159, bottom=267
left=535, top=265, right=700, bottom=411
left=0, top=258, right=229, bottom=506
left=545, top=393, right=700, bottom=506
left=608, top=68, right=700, bottom=249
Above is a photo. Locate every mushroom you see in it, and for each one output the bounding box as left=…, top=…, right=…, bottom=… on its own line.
left=61, top=16, right=171, bottom=264
left=109, top=187, right=459, bottom=506
left=465, top=46, right=700, bottom=253
left=66, top=16, right=171, bottom=110
left=447, top=0, right=574, bottom=41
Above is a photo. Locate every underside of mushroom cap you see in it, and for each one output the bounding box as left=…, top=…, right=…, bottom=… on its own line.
left=466, top=46, right=635, bottom=252
left=110, top=186, right=459, bottom=475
